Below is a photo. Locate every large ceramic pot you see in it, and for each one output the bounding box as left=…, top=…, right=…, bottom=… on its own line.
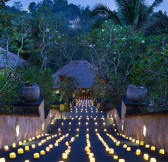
left=20, top=83, right=40, bottom=102
left=126, top=84, right=147, bottom=102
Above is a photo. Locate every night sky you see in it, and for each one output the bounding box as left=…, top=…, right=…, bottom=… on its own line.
left=7, top=0, right=168, bottom=13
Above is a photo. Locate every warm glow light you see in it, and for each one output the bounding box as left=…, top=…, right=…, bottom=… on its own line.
left=18, top=148, right=24, bottom=154
left=150, top=158, right=157, bottom=162
left=0, top=158, right=5, bottom=162
left=40, top=150, right=45, bottom=155
left=16, top=125, right=19, bottom=137
left=4, top=145, right=9, bottom=151
left=159, top=149, right=165, bottom=155
left=151, top=146, right=155, bottom=151
left=34, top=153, right=40, bottom=159
left=143, top=154, right=149, bottom=160
left=113, top=155, right=118, bottom=160
left=136, top=149, right=141, bottom=155
left=10, top=152, right=16, bottom=159
left=143, top=125, right=147, bottom=137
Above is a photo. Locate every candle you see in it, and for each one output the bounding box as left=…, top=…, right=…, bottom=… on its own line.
left=145, top=144, right=150, bottom=148
left=9, top=152, right=16, bottom=159
left=25, top=160, right=30, bottom=162
left=0, top=158, right=5, bottom=162
left=136, top=149, right=141, bottom=155
left=62, top=153, right=68, bottom=160
left=49, top=144, right=53, bottom=148
left=113, top=155, right=118, bottom=160
left=143, top=154, right=149, bottom=160
left=150, top=158, right=157, bottom=162
left=90, top=158, right=95, bottom=162
left=159, top=149, right=165, bottom=155
left=18, top=148, right=24, bottom=154
left=123, top=144, right=127, bottom=148
left=140, top=141, right=144, bottom=146
left=119, top=159, right=125, bottom=162
left=151, top=146, right=155, bottom=151
left=25, top=146, right=29, bottom=151
left=126, top=147, right=131, bottom=152
left=46, top=147, right=50, bottom=152
left=32, top=144, right=36, bottom=149
left=34, top=153, right=40, bottom=159
left=89, top=153, right=94, bottom=158
left=12, top=143, right=16, bottom=148
left=4, top=145, right=9, bottom=151
left=108, top=149, right=114, bottom=155
left=40, top=150, right=45, bottom=155
left=116, top=141, right=120, bottom=146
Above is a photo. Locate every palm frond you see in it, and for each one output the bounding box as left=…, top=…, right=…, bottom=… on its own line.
left=148, top=0, right=163, bottom=15
left=90, top=4, right=121, bottom=26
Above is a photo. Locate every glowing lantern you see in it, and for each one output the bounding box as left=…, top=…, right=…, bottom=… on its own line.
left=18, top=148, right=24, bottom=154
left=136, top=149, right=141, bottom=155
left=159, top=149, right=165, bottom=155
left=25, top=146, right=29, bottom=151
left=143, top=154, right=149, bottom=160
left=40, top=150, right=45, bottom=155
left=34, top=153, right=40, bottom=159
left=9, top=152, right=16, bottom=159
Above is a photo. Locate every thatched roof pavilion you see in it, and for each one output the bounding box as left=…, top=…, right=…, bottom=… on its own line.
left=52, top=60, right=97, bottom=89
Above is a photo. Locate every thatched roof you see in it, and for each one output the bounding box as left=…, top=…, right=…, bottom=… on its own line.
left=52, top=60, right=97, bottom=89
left=0, top=47, right=27, bottom=69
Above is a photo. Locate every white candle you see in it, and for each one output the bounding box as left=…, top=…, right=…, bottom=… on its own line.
left=143, top=154, right=149, bottom=160
left=136, top=149, right=141, bottom=155
left=150, top=158, right=157, bottom=162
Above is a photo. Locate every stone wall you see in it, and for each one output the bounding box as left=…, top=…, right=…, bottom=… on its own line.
left=0, top=100, right=61, bottom=148
left=124, top=113, right=168, bottom=153
left=108, top=104, right=168, bottom=153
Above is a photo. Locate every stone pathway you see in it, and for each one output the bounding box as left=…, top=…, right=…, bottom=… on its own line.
left=0, top=100, right=168, bottom=162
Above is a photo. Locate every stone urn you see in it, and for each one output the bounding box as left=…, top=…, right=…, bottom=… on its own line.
left=20, top=83, right=40, bottom=103
left=126, top=84, right=147, bottom=102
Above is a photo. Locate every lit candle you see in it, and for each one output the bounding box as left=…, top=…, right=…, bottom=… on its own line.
left=108, top=149, right=114, bottom=155
left=126, top=147, right=131, bottom=152
left=40, top=150, right=45, bottom=155
left=46, top=147, right=50, bottom=152
left=49, top=144, right=53, bottom=148
left=151, top=146, right=155, bottom=151
left=90, top=158, right=95, bottom=162
left=32, top=144, right=36, bottom=149
left=0, top=158, right=5, bottom=162
left=123, top=144, right=127, bottom=148
left=89, top=153, right=94, bottom=158
left=136, top=149, right=141, bottom=155
left=18, top=148, right=24, bottom=154
left=116, top=141, right=120, bottom=146
left=25, top=146, right=29, bottom=151
left=9, top=152, right=16, bottom=159
left=140, top=141, right=144, bottom=146
left=113, top=155, right=118, bottom=160
left=143, top=154, right=149, bottom=160
left=159, top=149, right=165, bottom=155
left=4, top=145, right=9, bottom=151
left=150, top=158, right=157, bottom=162
left=119, top=159, right=125, bottom=162
left=145, top=144, right=150, bottom=148
left=34, top=153, right=40, bottom=159
left=12, top=143, right=16, bottom=148
left=62, top=153, right=68, bottom=160
left=25, top=160, right=30, bottom=162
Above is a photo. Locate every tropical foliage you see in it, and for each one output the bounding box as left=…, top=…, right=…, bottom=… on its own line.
left=90, top=0, right=167, bottom=34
